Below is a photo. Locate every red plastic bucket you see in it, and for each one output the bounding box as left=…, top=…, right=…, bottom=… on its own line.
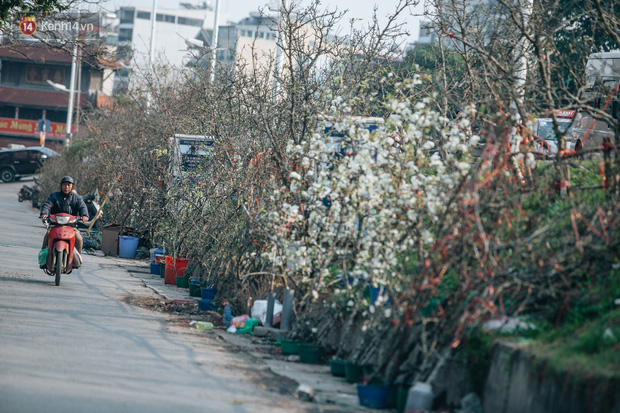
left=164, top=256, right=189, bottom=285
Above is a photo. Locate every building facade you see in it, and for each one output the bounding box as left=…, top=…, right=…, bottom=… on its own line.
left=0, top=43, right=115, bottom=148
left=116, top=3, right=229, bottom=87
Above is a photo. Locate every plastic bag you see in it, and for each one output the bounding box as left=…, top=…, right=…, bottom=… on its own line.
left=251, top=299, right=283, bottom=326
left=72, top=248, right=83, bottom=267
left=236, top=317, right=259, bottom=334
left=38, top=249, right=48, bottom=266
left=231, top=315, right=250, bottom=329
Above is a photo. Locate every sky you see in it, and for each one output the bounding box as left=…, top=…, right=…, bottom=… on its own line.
left=100, top=0, right=427, bottom=47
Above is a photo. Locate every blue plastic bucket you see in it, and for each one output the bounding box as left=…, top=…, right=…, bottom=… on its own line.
left=198, top=299, right=215, bottom=312
left=149, top=248, right=165, bottom=274
left=201, top=288, right=217, bottom=300
left=357, top=384, right=390, bottom=409
left=118, top=236, right=139, bottom=258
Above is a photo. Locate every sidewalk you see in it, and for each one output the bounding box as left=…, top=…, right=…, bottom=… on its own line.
left=106, top=257, right=387, bottom=412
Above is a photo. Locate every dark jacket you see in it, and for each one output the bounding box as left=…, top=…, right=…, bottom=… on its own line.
left=40, top=191, right=89, bottom=219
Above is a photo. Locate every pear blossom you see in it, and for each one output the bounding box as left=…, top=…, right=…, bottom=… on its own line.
left=262, top=81, right=481, bottom=317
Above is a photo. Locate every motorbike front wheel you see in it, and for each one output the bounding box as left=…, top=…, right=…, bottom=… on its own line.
left=55, top=249, right=62, bottom=286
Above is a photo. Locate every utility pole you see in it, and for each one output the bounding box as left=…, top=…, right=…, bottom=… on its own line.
left=147, top=0, right=158, bottom=107
left=209, top=0, right=221, bottom=83
left=508, top=0, right=534, bottom=185
left=509, top=0, right=534, bottom=124
left=65, top=0, right=81, bottom=147
left=272, top=0, right=288, bottom=104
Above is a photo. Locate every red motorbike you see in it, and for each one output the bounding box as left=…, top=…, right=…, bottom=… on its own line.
left=43, top=213, right=79, bottom=286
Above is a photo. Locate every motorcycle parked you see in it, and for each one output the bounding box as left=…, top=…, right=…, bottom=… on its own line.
left=78, top=188, right=102, bottom=230
left=18, top=177, right=42, bottom=208
left=43, top=213, right=81, bottom=286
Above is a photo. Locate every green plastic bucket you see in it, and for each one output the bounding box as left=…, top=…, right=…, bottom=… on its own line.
left=176, top=275, right=189, bottom=288
left=280, top=340, right=300, bottom=355
left=329, top=359, right=347, bottom=377
left=189, top=283, right=202, bottom=297
left=345, top=361, right=364, bottom=383
left=298, top=343, right=321, bottom=364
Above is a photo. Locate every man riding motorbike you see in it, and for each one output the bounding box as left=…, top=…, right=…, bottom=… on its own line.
left=39, top=176, right=89, bottom=261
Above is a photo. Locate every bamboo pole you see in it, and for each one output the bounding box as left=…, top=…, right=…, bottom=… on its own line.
left=86, top=175, right=120, bottom=236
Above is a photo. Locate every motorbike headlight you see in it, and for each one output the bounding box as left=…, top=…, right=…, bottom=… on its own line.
left=56, top=216, right=70, bottom=225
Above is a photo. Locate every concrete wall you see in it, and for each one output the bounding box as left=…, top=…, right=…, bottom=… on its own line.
left=483, top=341, right=620, bottom=413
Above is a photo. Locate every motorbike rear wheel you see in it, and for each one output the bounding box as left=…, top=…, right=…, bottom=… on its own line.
left=55, top=249, right=62, bottom=286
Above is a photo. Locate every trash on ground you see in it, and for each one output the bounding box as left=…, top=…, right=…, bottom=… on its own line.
left=231, top=314, right=250, bottom=328
left=294, top=384, right=315, bottom=401
left=251, top=299, right=283, bottom=326
left=236, top=317, right=259, bottom=334
left=226, top=325, right=237, bottom=333
left=223, top=304, right=233, bottom=327
left=195, top=321, right=214, bottom=330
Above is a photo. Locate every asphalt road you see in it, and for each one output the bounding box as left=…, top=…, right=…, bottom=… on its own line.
left=0, top=179, right=306, bottom=413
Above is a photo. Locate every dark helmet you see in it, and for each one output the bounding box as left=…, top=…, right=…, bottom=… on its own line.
left=60, top=176, right=74, bottom=185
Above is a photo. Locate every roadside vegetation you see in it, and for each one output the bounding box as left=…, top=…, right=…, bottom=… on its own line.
left=37, top=0, right=619, bottom=405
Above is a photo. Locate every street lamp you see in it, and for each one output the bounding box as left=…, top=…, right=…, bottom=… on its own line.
left=184, top=38, right=204, bottom=48
left=46, top=79, right=69, bottom=93
left=47, top=77, right=79, bottom=144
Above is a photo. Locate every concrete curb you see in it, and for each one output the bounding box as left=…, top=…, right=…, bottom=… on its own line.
left=108, top=257, right=380, bottom=412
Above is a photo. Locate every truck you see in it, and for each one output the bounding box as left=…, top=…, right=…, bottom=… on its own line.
left=569, top=52, right=620, bottom=155
left=533, top=110, right=575, bottom=158
left=169, top=134, right=213, bottom=178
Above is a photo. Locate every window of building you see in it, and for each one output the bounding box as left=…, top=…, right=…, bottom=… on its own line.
left=25, top=65, right=65, bottom=85
left=136, top=11, right=151, bottom=20
left=247, top=30, right=253, bottom=37
left=178, top=17, right=203, bottom=27
left=0, top=105, right=16, bottom=118
left=45, top=109, right=67, bottom=123
left=120, top=9, right=135, bottom=23
left=156, top=13, right=176, bottom=23
left=239, top=30, right=246, bottom=36
left=18, top=107, right=42, bottom=120
left=119, top=28, right=133, bottom=41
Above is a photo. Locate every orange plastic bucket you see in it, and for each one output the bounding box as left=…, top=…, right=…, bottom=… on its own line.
left=164, top=256, right=189, bottom=285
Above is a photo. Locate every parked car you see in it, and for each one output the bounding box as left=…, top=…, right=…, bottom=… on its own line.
left=533, top=113, right=574, bottom=158
left=0, top=146, right=59, bottom=182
